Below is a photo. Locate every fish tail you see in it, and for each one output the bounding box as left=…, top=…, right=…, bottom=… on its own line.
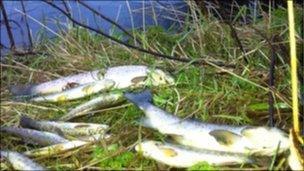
left=10, top=85, right=35, bottom=96
left=124, top=90, right=152, bottom=109
left=19, top=116, right=38, bottom=129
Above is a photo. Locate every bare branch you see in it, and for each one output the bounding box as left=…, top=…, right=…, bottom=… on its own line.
left=77, top=0, right=139, bottom=44
left=1, top=0, right=15, bottom=49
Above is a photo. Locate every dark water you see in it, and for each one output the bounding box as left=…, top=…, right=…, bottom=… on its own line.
left=1, top=1, right=188, bottom=56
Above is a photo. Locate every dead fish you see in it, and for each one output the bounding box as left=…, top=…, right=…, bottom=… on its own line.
left=124, top=90, right=290, bottom=156
left=11, top=65, right=174, bottom=97
left=10, top=70, right=102, bottom=96
left=29, top=79, right=114, bottom=102
left=24, top=140, right=90, bottom=157
left=288, top=129, right=304, bottom=170
left=59, top=92, right=125, bottom=121
left=19, top=116, right=109, bottom=137
left=102, top=65, right=174, bottom=89
left=135, top=140, right=253, bottom=168
left=0, top=126, right=68, bottom=146
left=0, top=150, right=46, bottom=170
left=24, top=134, right=111, bottom=157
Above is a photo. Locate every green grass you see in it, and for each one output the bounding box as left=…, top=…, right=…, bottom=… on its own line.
left=1, top=3, right=303, bottom=170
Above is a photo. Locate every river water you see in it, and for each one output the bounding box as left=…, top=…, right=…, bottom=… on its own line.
left=1, top=1, right=188, bottom=56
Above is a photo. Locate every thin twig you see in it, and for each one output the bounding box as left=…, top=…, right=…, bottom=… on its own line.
left=1, top=101, right=61, bottom=111
left=269, top=40, right=276, bottom=127
left=0, top=0, right=15, bottom=49
left=217, top=2, right=249, bottom=64
left=20, top=0, right=33, bottom=48
left=43, top=1, right=234, bottom=68
left=77, top=0, right=139, bottom=44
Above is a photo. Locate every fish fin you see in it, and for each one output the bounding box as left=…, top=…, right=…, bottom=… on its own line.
left=131, top=76, right=147, bottom=84
left=159, top=147, right=178, bottom=157
left=53, top=127, right=65, bottom=137
left=124, top=90, right=152, bottom=107
left=209, top=130, right=242, bottom=146
left=10, top=84, right=36, bottom=96
left=19, top=115, right=37, bottom=128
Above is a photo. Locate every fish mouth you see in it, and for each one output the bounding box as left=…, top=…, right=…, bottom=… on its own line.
left=135, top=144, right=141, bottom=152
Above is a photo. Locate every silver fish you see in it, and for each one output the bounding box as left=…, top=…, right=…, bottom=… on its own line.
left=24, top=140, right=89, bottom=157
left=124, top=90, right=290, bottom=156
left=29, top=79, right=114, bottom=102
left=11, top=65, right=174, bottom=96
left=0, top=150, right=46, bottom=170
left=0, top=127, right=68, bottom=146
left=11, top=70, right=102, bottom=96
left=135, top=140, right=253, bottom=168
left=59, top=92, right=125, bottom=121
left=24, top=134, right=111, bottom=157
left=19, top=116, right=109, bottom=137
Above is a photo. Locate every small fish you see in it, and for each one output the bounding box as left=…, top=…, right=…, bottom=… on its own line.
left=124, top=90, right=290, bottom=156
left=10, top=70, right=102, bottom=96
left=29, top=79, right=114, bottom=102
left=0, top=150, right=46, bottom=170
left=0, top=126, right=68, bottom=146
left=11, top=65, right=174, bottom=96
left=20, top=116, right=109, bottom=137
left=59, top=92, right=125, bottom=121
left=135, top=140, right=253, bottom=168
left=24, top=140, right=90, bottom=157
left=288, top=129, right=304, bottom=170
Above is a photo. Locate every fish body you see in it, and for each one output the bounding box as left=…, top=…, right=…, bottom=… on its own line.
left=124, top=90, right=290, bottom=156
left=11, top=65, right=174, bottom=97
left=0, top=150, right=46, bottom=170
left=0, top=126, right=68, bottom=146
left=11, top=70, right=101, bottom=96
left=20, top=116, right=109, bottom=137
left=29, top=79, right=114, bottom=102
left=136, top=140, right=253, bottom=168
left=24, top=140, right=90, bottom=157
left=60, top=92, right=125, bottom=121
left=103, top=65, right=174, bottom=89
left=288, top=129, right=304, bottom=170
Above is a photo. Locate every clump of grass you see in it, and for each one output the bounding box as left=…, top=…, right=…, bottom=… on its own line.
left=188, top=161, right=218, bottom=171
left=1, top=2, right=303, bottom=170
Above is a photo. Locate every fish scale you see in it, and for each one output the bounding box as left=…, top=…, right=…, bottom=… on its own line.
left=20, top=116, right=109, bottom=137
left=0, top=127, right=68, bottom=146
